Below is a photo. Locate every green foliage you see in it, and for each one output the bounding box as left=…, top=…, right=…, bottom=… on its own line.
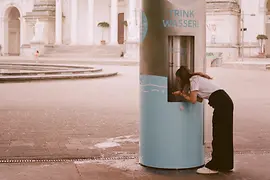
left=97, top=22, right=110, bottom=28
left=256, top=34, right=268, bottom=40
left=123, top=20, right=128, bottom=26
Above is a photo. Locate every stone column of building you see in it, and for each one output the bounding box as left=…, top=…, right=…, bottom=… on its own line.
left=259, top=0, right=266, bottom=35
left=70, top=0, right=78, bottom=44
left=124, top=0, right=139, bottom=59
left=127, top=0, right=137, bottom=42
left=19, top=17, right=27, bottom=56
left=262, top=0, right=270, bottom=55
left=1, top=17, right=7, bottom=54
left=265, top=16, right=270, bottom=55
left=19, top=17, right=25, bottom=47
left=88, top=0, right=94, bottom=45
left=55, top=0, right=62, bottom=44
left=110, top=0, right=118, bottom=44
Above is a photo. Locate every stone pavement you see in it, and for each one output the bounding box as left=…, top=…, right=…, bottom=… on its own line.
left=0, top=66, right=270, bottom=157
left=0, top=66, right=270, bottom=179
left=0, top=154, right=269, bottom=180
left=0, top=65, right=140, bottom=159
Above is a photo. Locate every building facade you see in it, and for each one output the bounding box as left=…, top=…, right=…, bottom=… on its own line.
left=0, top=0, right=141, bottom=57
left=206, top=0, right=270, bottom=62
left=1, top=0, right=270, bottom=61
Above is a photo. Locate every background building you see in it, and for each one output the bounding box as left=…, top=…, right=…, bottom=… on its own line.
left=0, top=0, right=140, bottom=58
left=206, top=0, right=270, bottom=63
left=1, top=0, right=270, bottom=62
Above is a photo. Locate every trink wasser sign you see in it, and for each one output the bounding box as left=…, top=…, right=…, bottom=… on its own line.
left=163, top=9, right=199, bottom=28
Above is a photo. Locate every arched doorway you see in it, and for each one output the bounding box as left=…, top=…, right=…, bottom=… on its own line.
left=4, top=7, right=20, bottom=56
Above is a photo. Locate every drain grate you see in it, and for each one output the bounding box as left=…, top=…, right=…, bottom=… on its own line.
left=235, top=150, right=270, bottom=155
left=0, top=156, right=138, bottom=164
left=0, top=151, right=269, bottom=164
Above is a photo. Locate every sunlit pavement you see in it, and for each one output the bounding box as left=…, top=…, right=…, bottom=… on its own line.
left=0, top=66, right=270, bottom=179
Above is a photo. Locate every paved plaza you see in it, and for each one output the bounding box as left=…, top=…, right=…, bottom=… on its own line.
left=0, top=65, right=139, bottom=159
left=0, top=65, right=270, bottom=179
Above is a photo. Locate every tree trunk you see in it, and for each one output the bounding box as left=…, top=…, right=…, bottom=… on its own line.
left=125, top=27, right=127, bottom=42
left=260, top=40, right=263, bottom=53
left=101, top=28, right=104, bottom=41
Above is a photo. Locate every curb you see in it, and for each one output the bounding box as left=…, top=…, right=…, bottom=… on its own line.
left=0, top=62, right=96, bottom=68
left=0, top=63, right=103, bottom=75
left=0, top=72, right=118, bottom=82
left=0, top=59, right=139, bottom=66
left=221, top=63, right=270, bottom=71
left=0, top=68, right=103, bottom=76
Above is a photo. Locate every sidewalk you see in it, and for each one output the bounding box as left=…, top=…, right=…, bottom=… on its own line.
left=0, top=153, right=269, bottom=180
left=221, top=58, right=270, bottom=71
left=0, top=56, right=139, bottom=66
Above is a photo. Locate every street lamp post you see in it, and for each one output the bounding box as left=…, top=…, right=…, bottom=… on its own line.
left=240, top=11, right=256, bottom=61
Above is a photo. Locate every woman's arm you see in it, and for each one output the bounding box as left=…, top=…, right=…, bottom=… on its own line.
left=193, top=72, right=212, bottom=79
left=182, top=91, right=198, bottom=104
left=172, top=91, right=203, bottom=103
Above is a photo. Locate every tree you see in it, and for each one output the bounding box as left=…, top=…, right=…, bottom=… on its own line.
left=97, top=22, right=110, bottom=44
left=256, top=34, right=268, bottom=54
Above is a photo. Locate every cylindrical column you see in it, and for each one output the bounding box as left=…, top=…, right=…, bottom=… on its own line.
left=19, top=17, right=25, bottom=46
left=140, top=0, right=205, bottom=169
left=266, top=17, right=270, bottom=54
left=3, top=17, right=8, bottom=55
left=55, top=0, right=62, bottom=44
left=241, top=12, right=244, bottom=61
left=88, top=0, right=94, bottom=45
left=140, top=0, right=166, bottom=76
left=127, top=0, right=137, bottom=42
left=258, top=0, right=265, bottom=35
left=110, top=0, right=118, bottom=44
left=70, top=0, right=78, bottom=44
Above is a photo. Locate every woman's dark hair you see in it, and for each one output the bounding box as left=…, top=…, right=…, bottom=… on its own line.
left=175, top=66, right=192, bottom=90
left=175, top=66, right=211, bottom=90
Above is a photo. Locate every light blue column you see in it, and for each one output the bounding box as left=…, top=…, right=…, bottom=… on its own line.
left=139, top=0, right=206, bottom=169
left=139, top=75, right=204, bottom=169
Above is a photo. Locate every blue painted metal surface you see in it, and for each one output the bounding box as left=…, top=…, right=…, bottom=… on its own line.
left=139, top=75, right=204, bottom=169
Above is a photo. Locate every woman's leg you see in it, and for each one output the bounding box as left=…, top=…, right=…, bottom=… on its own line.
left=197, top=108, right=220, bottom=174
left=206, top=95, right=234, bottom=171
left=218, top=105, right=234, bottom=171
left=205, top=108, right=222, bottom=171
left=219, top=91, right=234, bottom=171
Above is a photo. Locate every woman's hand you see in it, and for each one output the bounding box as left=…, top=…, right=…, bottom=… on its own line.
left=172, top=91, right=182, bottom=96
left=197, top=96, right=203, bottom=103
left=173, top=91, right=189, bottom=98
left=181, top=92, right=189, bottom=99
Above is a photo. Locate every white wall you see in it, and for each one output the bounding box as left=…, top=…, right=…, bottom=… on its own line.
left=206, top=0, right=270, bottom=59
left=207, top=13, right=239, bottom=45
left=94, top=0, right=110, bottom=44
left=118, top=0, right=126, bottom=16
left=62, top=0, right=71, bottom=44
left=206, top=12, right=239, bottom=61
left=241, top=0, right=262, bottom=43
left=0, top=0, right=141, bottom=47
left=77, top=0, right=88, bottom=44
left=240, top=0, right=267, bottom=56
